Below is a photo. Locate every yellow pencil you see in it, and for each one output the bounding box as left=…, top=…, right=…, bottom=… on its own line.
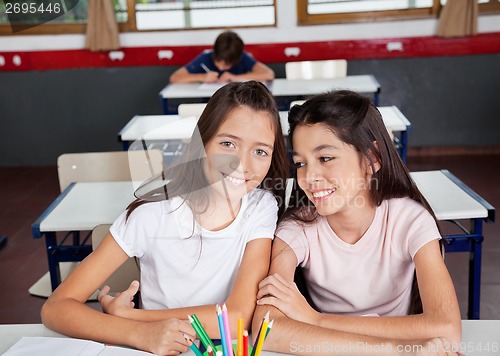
left=253, top=312, right=269, bottom=356
left=237, top=318, right=244, bottom=356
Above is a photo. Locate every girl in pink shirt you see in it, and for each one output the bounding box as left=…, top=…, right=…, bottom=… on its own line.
left=254, top=90, right=461, bottom=355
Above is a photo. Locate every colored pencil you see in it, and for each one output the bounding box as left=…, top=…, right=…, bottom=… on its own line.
left=188, top=314, right=214, bottom=351
left=216, top=304, right=229, bottom=356
left=255, top=313, right=269, bottom=356
left=222, top=303, right=234, bottom=356
left=251, top=311, right=269, bottom=356
left=237, top=318, right=244, bottom=356
left=184, top=334, right=203, bottom=356
left=243, top=330, right=249, bottom=356
left=192, top=314, right=217, bottom=351
left=207, top=345, right=214, bottom=356
left=264, top=319, right=274, bottom=340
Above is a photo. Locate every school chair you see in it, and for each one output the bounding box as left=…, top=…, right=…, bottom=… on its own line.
left=57, top=150, right=163, bottom=192
left=290, top=100, right=305, bottom=108
left=29, top=150, right=161, bottom=299
left=178, top=103, right=207, bottom=118
left=285, top=59, right=348, bottom=80
left=92, top=224, right=141, bottom=298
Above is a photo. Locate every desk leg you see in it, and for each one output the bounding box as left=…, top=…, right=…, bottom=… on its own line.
left=161, top=97, right=175, bottom=114
left=400, top=131, right=408, bottom=164
left=44, top=232, right=62, bottom=292
left=469, top=219, right=483, bottom=320
left=374, top=92, right=380, bottom=106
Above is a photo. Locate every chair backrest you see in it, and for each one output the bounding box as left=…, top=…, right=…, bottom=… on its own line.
left=92, top=224, right=140, bottom=294
left=178, top=103, right=207, bottom=118
left=285, top=60, right=347, bottom=80
left=57, top=150, right=163, bottom=192
left=290, top=100, right=306, bottom=108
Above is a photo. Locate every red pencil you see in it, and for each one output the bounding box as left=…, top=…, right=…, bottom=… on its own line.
left=243, top=329, right=249, bottom=356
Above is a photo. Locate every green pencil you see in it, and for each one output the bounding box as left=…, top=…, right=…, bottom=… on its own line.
left=189, top=314, right=217, bottom=351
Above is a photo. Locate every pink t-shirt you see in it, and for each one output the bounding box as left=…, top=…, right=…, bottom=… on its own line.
left=276, top=197, right=440, bottom=316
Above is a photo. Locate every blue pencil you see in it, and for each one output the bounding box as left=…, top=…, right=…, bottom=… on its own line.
left=184, top=334, right=203, bottom=356
left=216, top=304, right=229, bottom=356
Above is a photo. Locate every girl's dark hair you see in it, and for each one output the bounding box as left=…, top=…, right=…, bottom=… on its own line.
left=127, top=80, right=289, bottom=219
left=286, top=90, right=438, bottom=315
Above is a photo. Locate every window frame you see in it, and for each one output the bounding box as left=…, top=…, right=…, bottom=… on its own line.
left=297, top=0, right=500, bottom=26
left=479, top=0, right=500, bottom=13
left=0, top=0, right=276, bottom=35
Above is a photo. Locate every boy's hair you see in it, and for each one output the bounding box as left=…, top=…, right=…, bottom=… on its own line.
left=212, top=31, right=244, bottom=67
left=285, top=90, right=439, bottom=315
left=127, top=81, right=289, bottom=218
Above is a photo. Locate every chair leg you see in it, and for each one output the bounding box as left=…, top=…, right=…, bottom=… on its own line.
left=0, top=235, right=7, bottom=249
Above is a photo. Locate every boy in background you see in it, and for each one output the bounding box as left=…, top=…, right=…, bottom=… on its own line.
left=169, top=30, right=274, bottom=83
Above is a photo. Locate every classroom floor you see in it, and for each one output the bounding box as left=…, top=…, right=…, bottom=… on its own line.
left=0, top=154, right=499, bottom=324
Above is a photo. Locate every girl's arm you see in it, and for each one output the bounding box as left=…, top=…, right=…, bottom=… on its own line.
left=254, top=238, right=460, bottom=355
left=41, top=233, right=193, bottom=355
left=258, top=239, right=462, bottom=348
left=103, top=238, right=272, bottom=339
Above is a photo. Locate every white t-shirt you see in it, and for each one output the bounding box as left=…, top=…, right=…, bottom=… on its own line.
left=110, top=188, right=277, bottom=310
left=276, top=197, right=440, bottom=316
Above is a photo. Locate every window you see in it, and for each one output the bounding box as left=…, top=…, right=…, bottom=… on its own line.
left=135, top=0, right=275, bottom=30
left=297, top=0, right=441, bottom=25
left=298, top=0, right=500, bottom=26
left=0, top=0, right=130, bottom=34
left=473, top=0, right=500, bottom=13
left=0, top=0, right=275, bottom=35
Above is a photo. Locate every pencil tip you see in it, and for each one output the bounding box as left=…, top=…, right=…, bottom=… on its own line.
left=264, top=310, right=270, bottom=320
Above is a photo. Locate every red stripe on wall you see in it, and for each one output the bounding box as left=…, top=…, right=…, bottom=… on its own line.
left=1, top=32, right=499, bottom=72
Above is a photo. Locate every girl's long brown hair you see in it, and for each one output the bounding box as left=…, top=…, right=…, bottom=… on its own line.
left=127, top=80, right=289, bottom=219
left=286, top=90, right=440, bottom=315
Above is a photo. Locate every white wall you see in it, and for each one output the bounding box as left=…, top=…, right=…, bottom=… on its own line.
left=1, top=0, right=500, bottom=52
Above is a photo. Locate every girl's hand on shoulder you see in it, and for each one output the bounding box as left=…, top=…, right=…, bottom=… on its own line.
left=135, top=318, right=195, bottom=355
left=98, top=280, right=139, bottom=317
left=256, top=273, right=319, bottom=325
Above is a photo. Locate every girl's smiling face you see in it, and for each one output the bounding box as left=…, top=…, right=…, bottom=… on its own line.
left=204, top=105, right=275, bottom=205
left=292, top=123, right=374, bottom=217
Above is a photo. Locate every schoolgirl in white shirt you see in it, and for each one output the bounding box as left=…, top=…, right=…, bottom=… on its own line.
left=42, top=81, right=289, bottom=355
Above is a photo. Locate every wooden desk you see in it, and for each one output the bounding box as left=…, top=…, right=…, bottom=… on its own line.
left=1, top=321, right=498, bottom=355
left=31, top=182, right=136, bottom=291
left=119, top=106, right=410, bottom=162
left=411, top=170, right=495, bottom=319
left=159, top=76, right=381, bottom=114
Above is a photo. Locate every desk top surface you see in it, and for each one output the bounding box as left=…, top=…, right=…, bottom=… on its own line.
left=36, top=181, right=135, bottom=233
left=119, top=106, right=408, bottom=142
left=411, top=170, right=492, bottom=221
left=159, top=75, right=380, bottom=99
left=1, top=321, right=498, bottom=356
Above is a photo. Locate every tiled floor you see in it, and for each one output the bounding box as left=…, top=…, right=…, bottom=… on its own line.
left=0, top=154, right=499, bottom=324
